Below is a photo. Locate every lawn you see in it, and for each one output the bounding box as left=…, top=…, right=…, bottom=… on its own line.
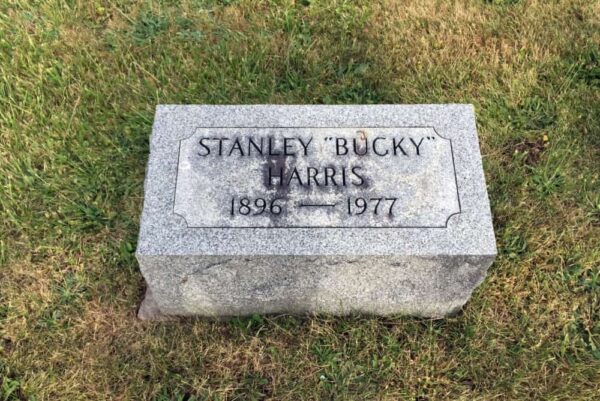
left=0, top=0, right=599, bottom=400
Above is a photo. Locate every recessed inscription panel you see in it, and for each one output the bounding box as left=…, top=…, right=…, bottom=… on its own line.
left=173, top=127, right=460, bottom=228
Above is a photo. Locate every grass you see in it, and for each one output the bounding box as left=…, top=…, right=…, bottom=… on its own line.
left=0, top=0, right=599, bottom=399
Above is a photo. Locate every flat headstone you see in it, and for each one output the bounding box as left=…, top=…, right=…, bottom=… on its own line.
left=136, top=105, right=496, bottom=319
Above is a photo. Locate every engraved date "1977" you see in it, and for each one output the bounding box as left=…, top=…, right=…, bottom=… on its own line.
left=230, top=196, right=398, bottom=216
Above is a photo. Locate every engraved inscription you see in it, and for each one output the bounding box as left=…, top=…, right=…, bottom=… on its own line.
left=174, top=127, right=460, bottom=228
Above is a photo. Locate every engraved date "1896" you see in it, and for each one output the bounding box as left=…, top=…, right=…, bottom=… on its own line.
left=230, top=197, right=284, bottom=216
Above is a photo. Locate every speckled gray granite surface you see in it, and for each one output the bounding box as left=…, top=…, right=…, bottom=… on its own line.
left=136, top=105, right=496, bottom=319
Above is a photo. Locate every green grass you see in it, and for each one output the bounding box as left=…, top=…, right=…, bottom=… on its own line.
left=0, top=0, right=599, bottom=399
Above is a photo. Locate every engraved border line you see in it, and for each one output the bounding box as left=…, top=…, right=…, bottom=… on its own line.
left=172, top=126, right=462, bottom=229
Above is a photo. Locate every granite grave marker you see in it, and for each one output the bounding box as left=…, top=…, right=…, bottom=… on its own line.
left=136, top=105, right=496, bottom=319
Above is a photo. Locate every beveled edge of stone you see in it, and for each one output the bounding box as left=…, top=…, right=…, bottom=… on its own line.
left=136, top=104, right=497, bottom=258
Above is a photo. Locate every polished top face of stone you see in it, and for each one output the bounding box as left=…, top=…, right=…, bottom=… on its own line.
left=137, top=105, right=496, bottom=256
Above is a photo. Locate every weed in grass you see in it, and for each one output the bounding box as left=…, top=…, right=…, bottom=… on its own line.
left=575, top=45, right=600, bottom=87
left=134, top=10, right=169, bottom=43
left=0, top=375, right=24, bottom=401
left=530, top=165, right=564, bottom=197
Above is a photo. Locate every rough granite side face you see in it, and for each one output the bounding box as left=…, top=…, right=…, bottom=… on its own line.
left=136, top=105, right=497, bottom=319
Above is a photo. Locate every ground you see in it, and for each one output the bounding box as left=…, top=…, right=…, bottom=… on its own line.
left=0, top=0, right=599, bottom=400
